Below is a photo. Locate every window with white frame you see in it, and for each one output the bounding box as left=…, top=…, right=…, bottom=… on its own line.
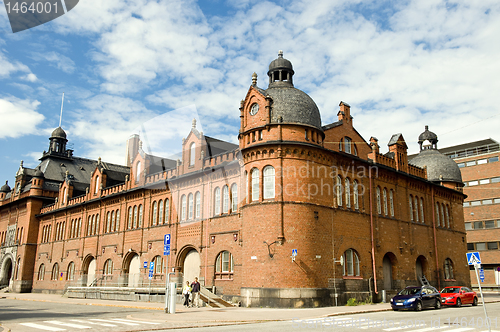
left=188, top=193, right=194, bottom=219
left=158, top=200, right=163, bottom=224
left=353, top=180, right=359, bottom=210
left=251, top=168, right=259, bottom=202
left=222, top=185, right=229, bottom=213
left=104, top=259, right=113, bottom=275
left=51, top=263, right=59, bottom=281
left=152, top=201, right=158, bottom=226
left=136, top=162, right=141, bottom=182
left=345, top=178, right=351, bottom=208
left=343, top=249, right=360, bottom=276
left=215, top=251, right=234, bottom=279
left=189, top=142, right=196, bottom=166
left=231, top=184, right=238, bottom=212
left=376, top=187, right=381, bottom=215
left=67, top=262, right=75, bottom=280
left=390, top=190, right=394, bottom=217
left=420, top=198, right=424, bottom=223
left=383, top=188, right=388, bottom=216
left=214, top=187, right=221, bottom=215
left=181, top=195, right=187, bottom=220
left=195, top=192, right=201, bottom=219
left=444, top=258, right=454, bottom=280
left=263, top=166, right=275, bottom=199
left=336, top=176, right=342, bottom=207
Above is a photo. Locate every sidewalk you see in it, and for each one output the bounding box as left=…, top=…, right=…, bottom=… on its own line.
left=3, top=291, right=500, bottom=329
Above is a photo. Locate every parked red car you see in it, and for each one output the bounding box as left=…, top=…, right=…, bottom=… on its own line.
left=440, top=286, right=478, bottom=307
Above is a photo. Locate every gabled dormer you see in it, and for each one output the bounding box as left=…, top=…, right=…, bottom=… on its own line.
left=59, top=171, right=74, bottom=205
left=388, top=133, right=409, bottom=173
left=181, top=119, right=205, bottom=174
left=90, top=160, right=105, bottom=197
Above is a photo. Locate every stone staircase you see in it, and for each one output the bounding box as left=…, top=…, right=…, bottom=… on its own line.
left=200, top=287, right=235, bottom=308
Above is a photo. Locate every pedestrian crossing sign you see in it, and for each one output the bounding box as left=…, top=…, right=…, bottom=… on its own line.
left=466, top=252, right=481, bottom=265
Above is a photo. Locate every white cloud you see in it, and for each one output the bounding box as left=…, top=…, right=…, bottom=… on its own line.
left=0, top=97, right=44, bottom=138
left=21, top=73, right=38, bottom=82
left=0, top=51, right=31, bottom=78
left=31, top=51, right=76, bottom=73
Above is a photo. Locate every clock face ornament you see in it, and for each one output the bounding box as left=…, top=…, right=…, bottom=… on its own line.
left=250, top=103, right=259, bottom=116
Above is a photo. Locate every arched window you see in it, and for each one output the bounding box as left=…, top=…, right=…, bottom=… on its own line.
left=435, top=202, right=440, bottom=227
left=165, top=199, right=170, bottom=223
left=263, top=166, right=275, bottom=199
left=104, top=259, right=113, bottom=275
left=344, top=137, right=352, bottom=154
left=189, top=142, right=196, bottom=166
left=106, top=212, right=111, bottom=233
left=215, top=251, right=234, bottom=280
left=214, top=187, right=221, bottom=215
left=67, top=262, right=75, bottom=280
left=343, top=249, right=360, bottom=276
left=87, top=216, right=92, bottom=236
left=181, top=195, right=187, bottom=221
left=152, top=201, right=158, bottom=226
left=195, top=192, right=201, bottom=218
left=63, top=187, right=67, bottom=203
left=336, top=176, right=342, bottom=207
left=420, top=198, right=425, bottom=223
left=51, top=263, right=59, bottom=281
left=231, top=184, right=238, bottom=212
left=38, top=264, right=45, bottom=280
left=376, top=187, right=381, bottom=215
left=133, top=206, right=138, bottom=228
left=345, top=178, right=351, bottom=208
left=95, top=214, right=99, bottom=235
left=339, top=138, right=343, bottom=151
left=414, top=196, right=419, bottom=222
left=153, top=255, right=163, bottom=274
left=444, top=258, right=454, bottom=280
left=383, top=188, right=388, bottom=216
left=251, top=168, right=259, bottom=202
left=95, top=175, right=100, bottom=194
left=115, top=210, right=120, bottom=231
left=158, top=200, right=164, bottom=224
left=136, top=161, right=141, bottom=182
left=409, top=195, right=414, bottom=221
left=111, top=211, right=115, bottom=232
left=222, top=186, right=229, bottom=213
left=353, top=180, right=359, bottom=210
left=445, top=205, right=450, bottom=228
left=138, top=205, right=143, bottom=227
left=440, top=204, right=445, bottom=228
left=188, top=193, right=194, bottom=219
left=78, top=218, right=82, bottom=237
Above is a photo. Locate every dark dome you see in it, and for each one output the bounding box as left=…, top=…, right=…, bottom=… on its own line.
left=0, top=181, right=11, bottom=193
left=265, top=86, right=322, bottom=130
left=268, top=51, right=294, bottom=74
left=34, top=169, right=44, bottom=178
left=418, top=125, right=438, bottom=145
left=409, top=149, right=462, bottom=183
left=51, top=127, right=67, bottom=139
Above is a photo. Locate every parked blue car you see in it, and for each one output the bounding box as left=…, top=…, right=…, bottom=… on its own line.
left=390, top=286, right=442, bottom=311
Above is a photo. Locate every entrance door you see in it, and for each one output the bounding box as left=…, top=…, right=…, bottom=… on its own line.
left=1, top=258, right=13, bottom=287
left=87, top=258, right=96, bottom=286
left=183, top=250, right=200, bottom=286
left=416, top=259, right=423, bottom=280
left=383, top=255, right=392, bottom=290
left=128, top=254, right=140, bottom=287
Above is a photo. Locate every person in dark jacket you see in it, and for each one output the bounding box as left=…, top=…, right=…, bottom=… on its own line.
left=190, top=277, right=201, bottom=308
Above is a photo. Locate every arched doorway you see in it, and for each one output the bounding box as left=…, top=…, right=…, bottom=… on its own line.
left=82, top=255, right=96, bottom=286
left=0, top=257, right=13, bottom=288
left=416, top=255, right=428, bottom=281
left=123, top=253, right=140, bottom=287
left=182, top=249, right=200, bottom=286
left=383, top=252, right=397, bottom=290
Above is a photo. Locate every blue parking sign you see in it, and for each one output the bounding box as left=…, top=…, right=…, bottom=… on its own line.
left=164, top=234, right=170, bottom=245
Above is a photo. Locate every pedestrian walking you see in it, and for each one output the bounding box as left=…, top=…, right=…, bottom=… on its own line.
left=182, top=281, right=191, bottom=307
left=191, top=277, right=201, bottom=308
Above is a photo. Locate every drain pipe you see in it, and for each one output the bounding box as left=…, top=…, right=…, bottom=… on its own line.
left=431, top=187, right=440, bottom=290
left=369, top=166, right=378, bottom=295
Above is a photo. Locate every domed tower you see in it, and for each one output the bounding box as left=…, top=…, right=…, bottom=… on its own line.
left=49, top=127, right=68, bottom=155
left=410, top=126, right=463, bottom=190
left=0, top=181, right=10, bottom=200
left=239, top=52, right=333, bottom=306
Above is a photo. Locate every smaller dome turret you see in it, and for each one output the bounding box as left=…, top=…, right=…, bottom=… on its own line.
left=51, top=127, right=67, bottom=139
left=1, top=181, right=11, bottom=193
left=268, top=51, right=295, bottom=87
left=418, top=125, right=438, bottom=150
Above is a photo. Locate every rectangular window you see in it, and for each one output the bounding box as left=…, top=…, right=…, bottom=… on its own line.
left=476, top=242, right=486, bottom=250
left=482, top=199, right=493, bottom=205
left=468, top=181, right=479, bottom=186
left=489, top=156, right=499, bottom=163
left=479, top=179, right=490, bottom=185
left=463, top=202, right=470, bottom=207
left=457, top=163, right=465, bottom=168
left=474, top=221, right=483, bottom=229
left=485, top=220, right=496, bottom=229
left=345, top=137, right=352, bottom=154
left=477, top=159, right=488, bottom=165
left=494, top=198, right=500, bottom=204
left=466, top=161, right=476, bottom=167
left=491, top=177, right=500, bottom=183
left=488, top=242, right=498, bottom=250
left=465, top=222, right=472, bottom=230
left=470, top=201, right=481, bottom=206
left=467, top=243, right=475, bottom=250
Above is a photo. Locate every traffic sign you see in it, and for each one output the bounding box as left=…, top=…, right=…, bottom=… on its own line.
left=479, top=268, right=485, bottom=282
left=292, top=249, right=297, bottom=257
left=164, top=244, right=170, bottom=256
left=164, top=234, right=170, bottom=246
left=148, top=261, right=155, bottom=279
left=467, top=252, right=481, bottom=265
left=143, top=261, right=147, bottom=268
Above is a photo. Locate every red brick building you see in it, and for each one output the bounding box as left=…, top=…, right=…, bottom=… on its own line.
left=0, top=52, right=470, bottom=307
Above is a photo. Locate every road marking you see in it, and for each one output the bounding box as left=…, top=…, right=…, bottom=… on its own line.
left=44, top=320, right=92, bottom=329
left=90, top=318, right=140, bottom=326
left=111, top=318, right=160, bottom=325
left=444, top=329, right=474, bottom=332
left=19, top=323, right=66, bottom=331
left=406, top=326, right=450, bottom=332
left=70, top=319, right=117, bottom=327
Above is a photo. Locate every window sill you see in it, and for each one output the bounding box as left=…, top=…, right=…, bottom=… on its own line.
left=444, top=279, right=456, bottom=282
left=343, top=276, right=362, bottom=280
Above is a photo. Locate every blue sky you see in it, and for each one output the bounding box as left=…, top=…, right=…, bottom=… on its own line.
left=1, top=0, right=499, bottom=186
